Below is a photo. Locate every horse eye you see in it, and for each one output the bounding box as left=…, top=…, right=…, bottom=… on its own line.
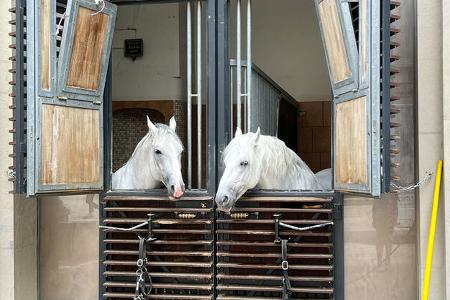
left=155, top=149, right=162, bottom=155
left=240, top=161, right=249, bottom=167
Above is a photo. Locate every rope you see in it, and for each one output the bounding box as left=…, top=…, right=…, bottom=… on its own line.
left=390, top=171, right=433, bottom=192
left=99, top=221, right=148, bottom=232
left=278, top=221, right=333, bottom=232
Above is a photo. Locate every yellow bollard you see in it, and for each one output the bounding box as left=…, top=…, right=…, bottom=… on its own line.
left=422, top=160, right=443, bottom=300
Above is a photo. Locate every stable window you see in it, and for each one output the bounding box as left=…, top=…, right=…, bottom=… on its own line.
left=13, top=0, right=390, bottom=197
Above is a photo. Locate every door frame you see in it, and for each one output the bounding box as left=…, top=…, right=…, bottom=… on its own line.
left=99, top=1, right=344, bottom=299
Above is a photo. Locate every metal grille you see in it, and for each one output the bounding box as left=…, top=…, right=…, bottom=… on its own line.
left=101, top=193, right=337, bottom=299
left=216, top=194, right=335, bottom=299
left=101, top=193, right=215, bottom=299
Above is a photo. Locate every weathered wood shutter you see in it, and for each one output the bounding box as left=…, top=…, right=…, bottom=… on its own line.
left=27, top=0, right=116, bottom=196
left=315, top=0, right=388, bottom=196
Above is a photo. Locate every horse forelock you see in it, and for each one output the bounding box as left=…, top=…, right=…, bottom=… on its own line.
left=153, top=123, right=184, bottom=152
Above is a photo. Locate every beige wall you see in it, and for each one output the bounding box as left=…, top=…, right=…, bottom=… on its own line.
left=344, top=195, right=417, bottom=300
left=0, top=1, right=15, bottom=298
left=417, top=0, right=447, bottom=299
left=39, top=195, right=100, bottom=300
left=444, top=0, right=450, bottom=297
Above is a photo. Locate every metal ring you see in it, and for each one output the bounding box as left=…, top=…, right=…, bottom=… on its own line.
left=137, top=258, right=144, bottom=267
left=282, top=260, right=289, bottom=270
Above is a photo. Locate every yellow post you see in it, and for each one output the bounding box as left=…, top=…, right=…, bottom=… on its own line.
left=422, top=159, right=443, bottom=300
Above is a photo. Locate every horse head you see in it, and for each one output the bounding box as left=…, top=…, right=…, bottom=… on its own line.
left=147, top=116, right=185, bottom=200
left=215, top=127, right=262, bottom=212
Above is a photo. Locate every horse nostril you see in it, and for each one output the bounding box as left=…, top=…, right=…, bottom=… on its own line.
left=222, top=195, right=229, bottom=204
left=170, top=185, right=175, bottom=193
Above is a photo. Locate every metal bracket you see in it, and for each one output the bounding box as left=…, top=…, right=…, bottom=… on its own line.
left=273, top=213, right=282, bottom=243
left=146, top=214, right=157, bottom=242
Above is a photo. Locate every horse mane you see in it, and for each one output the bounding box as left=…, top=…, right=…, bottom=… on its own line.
left=223, top=132, right=322, bottom=189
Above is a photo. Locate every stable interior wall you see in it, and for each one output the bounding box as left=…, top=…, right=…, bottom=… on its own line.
left=112, top=3, right=183, bottom=101
left=229, top=0, right=332, bottom=101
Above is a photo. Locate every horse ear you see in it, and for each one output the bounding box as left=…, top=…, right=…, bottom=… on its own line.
left=169, top=116, right=177, bottom=131
left=147, top=115, right=157, bottom=133
left=235, top=127, right=243, bottom=137
left=252, top=127, right=261, bottom=145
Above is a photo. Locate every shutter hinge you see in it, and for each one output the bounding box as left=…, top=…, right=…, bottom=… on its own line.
left=333, top=194, right=343, bottom=220
left=93, top=100, right=102, bottom=105
left=333, top=203, right=342, bottom=220
left=58, top=96, right=68, bottom=101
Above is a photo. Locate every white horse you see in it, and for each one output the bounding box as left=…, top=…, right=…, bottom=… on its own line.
left=315, top=168, right=332, bottom=190
left=112, top=116, right=185, bottom=200
left=215, top=127, right=324, bottom=212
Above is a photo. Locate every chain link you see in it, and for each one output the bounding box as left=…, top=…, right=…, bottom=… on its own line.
left=390, top=171, right=433, bottom=192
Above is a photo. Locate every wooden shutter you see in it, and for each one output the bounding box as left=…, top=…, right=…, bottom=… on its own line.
left=27, top=0, right=116, bottom=196
left=315, top=0, right=386, bottom=196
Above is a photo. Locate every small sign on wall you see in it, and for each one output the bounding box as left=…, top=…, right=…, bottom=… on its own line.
left=124, top=39, right=143, bottom=61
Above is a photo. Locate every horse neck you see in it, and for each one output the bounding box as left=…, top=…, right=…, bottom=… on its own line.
left=125, top=134, right=158, bottom=182
left=257, top=137, right=318, bottom=189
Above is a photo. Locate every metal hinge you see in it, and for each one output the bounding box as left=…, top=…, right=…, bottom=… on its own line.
left=333, top=194, right=343, bottom=220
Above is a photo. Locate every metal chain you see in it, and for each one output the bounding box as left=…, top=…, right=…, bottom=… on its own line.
left=279, top=221, right=333, bottom=232
left=55, top=10, right=66, bottom=35
left=91, top=0, right=106, bottom=16
left=390, top=171, right=433, bottom=192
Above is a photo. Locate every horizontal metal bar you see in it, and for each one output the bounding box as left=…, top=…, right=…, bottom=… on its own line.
left=216, top=219, right=333, bottom=224
left=103, top=228, right=211, bottom=234
left=103, top=260, right=212, bottom=268
left=217, top=285, right=333, bottom=294
left=216, top=241, right=332, bottom=248
left=216, top=274, right=333, bottom=282
left=220, top=207, right=332, bottom=213
left=216, top=262, right=332, bottom=270
left=104, top=239, right=213, bottom=245
left=216, top=230, right=331, bottom=236
left=103, top=194, right=212, bottom=201
left=216, top=252, right=332, bottom=259
left=104, top=282, right=213, bottom=290
left=104, top=292, right=211, bottom=300
left=103, top=239, right=213, bottom=246
left=104, top=271, right=212, bottom=279
left=103, top=218, right=212, bottom=225
left=104, top=250, right=212, bottom=256
left=104, top=207, right=212, bottom=212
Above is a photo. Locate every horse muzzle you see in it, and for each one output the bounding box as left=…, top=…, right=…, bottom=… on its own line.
left=215, top=193, right=235, bottom=213
left=168, top=183, right=185, bottom=200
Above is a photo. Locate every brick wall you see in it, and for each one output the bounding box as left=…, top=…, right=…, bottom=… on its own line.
left=298, top=101, right=331, bottom=173
left=112, top=101, right=181, bottom=173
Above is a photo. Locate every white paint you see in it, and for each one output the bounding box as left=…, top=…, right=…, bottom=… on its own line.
left=112, top=3, right=183, bottom=101
left=229, top=0, right=332, bottom=101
